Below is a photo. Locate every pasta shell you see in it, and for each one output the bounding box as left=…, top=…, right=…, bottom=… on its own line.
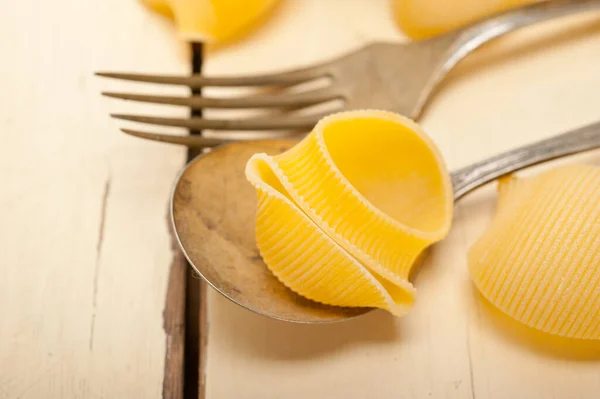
left=246, top=110, right=453, bottom=315
left=469, top=165, right=600, bottom=339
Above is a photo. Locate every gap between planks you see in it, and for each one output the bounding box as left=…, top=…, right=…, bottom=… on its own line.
left=162, top=42, right=208, bottom=399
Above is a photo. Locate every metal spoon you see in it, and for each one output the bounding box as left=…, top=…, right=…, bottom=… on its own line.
left=171, top=121, right=600, bottom=323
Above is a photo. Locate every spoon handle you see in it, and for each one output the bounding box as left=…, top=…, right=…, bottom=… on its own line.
left=451, top=121, right=600, bottom=200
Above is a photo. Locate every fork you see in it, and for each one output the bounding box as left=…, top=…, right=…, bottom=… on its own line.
left=98, top=0, right=600, bottom=147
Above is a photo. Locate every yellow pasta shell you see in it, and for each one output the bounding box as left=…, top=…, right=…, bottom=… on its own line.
left=246, top=110, right=453, bottom=315
left=140, top=0, right=280, bottom=43
left=469, top=165, right=600, bottom=339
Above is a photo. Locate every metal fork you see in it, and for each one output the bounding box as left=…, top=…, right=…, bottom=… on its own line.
left=98, top=0, right=600, bottom=147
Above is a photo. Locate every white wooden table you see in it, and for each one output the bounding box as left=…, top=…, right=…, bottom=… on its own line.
left=1, top=1, right=600, bottom=398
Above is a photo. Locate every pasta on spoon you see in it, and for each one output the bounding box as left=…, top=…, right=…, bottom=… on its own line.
left=245, top=110, right=454, bottom=315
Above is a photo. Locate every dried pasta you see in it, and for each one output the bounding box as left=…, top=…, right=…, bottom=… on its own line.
left=245, top=110, right=453, bottom=315
left=469, top=165, right=600, bottom=339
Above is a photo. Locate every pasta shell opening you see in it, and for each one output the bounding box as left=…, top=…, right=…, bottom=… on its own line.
left=246, top=154, right=415, bottom=315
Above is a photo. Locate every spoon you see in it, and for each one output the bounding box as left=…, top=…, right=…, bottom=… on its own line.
left=171, top=121, right=600, bottom=323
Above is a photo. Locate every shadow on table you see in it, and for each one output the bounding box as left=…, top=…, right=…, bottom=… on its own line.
left=210, top=292, right=401, bottom=360
left=470, top=286, right=600, bottom=361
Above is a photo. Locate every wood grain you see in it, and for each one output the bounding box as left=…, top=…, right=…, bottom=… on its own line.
left=0, top=0, right=188, bottom=397
left=200, top=1, right=600, bottom=398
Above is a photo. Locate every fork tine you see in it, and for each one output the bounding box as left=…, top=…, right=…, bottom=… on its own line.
left=121, top=129, right=230, bottom=147
left=111, top=114, right=321, bottom=131
left=96, top=65, right=331, bottom=88
left=102, top=87, right=342, bottom=109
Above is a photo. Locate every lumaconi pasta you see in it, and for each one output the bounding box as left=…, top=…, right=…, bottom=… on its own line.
left=469, top=165, right=600, bottom=339
left=245, top=110, right=453, bottom=315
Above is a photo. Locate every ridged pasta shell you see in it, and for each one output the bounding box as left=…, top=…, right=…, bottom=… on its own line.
left=469, top=165, right=600, bottom=339
left=245, top=110, right=453, bottom=315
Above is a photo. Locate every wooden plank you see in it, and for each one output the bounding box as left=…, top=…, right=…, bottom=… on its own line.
left=200, top=1, right=600, bottom=398
left=0, top=0, right=189, bottom=397
left=163, top=223, right=186, bottom=399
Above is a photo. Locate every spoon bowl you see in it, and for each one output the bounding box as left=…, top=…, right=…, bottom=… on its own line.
left=171, top=140, right=372, bottom=323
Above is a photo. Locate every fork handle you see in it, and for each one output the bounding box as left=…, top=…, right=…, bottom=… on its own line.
left=451, top=120, right=600, bottom=200
left=445, top=0, right=600, bottom=69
